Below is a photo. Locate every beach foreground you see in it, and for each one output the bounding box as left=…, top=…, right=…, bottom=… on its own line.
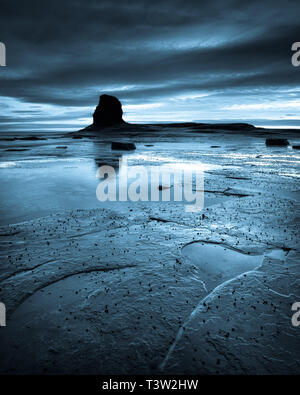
left=0, top=124, right=299, bottom=374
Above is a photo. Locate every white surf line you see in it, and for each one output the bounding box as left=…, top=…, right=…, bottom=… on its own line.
left=159, top=263, right=264, bottom=371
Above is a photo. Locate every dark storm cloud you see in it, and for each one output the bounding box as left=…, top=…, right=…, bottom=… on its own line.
left=0, top=0, right=299, bottom=119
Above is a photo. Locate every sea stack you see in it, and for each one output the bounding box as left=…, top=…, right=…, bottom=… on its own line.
left=265, top=138, right=289, bottom=147
left=93, top=94, right=125, bottom=127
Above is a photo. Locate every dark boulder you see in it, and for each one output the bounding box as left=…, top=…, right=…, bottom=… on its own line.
left=111, top=142, right=136, bottom=151
left=93, top=94, right=125, bottom=126
left=19, top=136, right=47, bottom=141
left=265, top=138, right=289, bottom=146
left=292, top=145, right=300, bottom=150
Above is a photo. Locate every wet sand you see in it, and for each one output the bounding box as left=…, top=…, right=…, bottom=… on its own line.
left=0, top=125, right=299, bottom=374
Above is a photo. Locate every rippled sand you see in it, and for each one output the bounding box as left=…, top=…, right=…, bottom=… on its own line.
left=0, top=126, right=299, bottom=374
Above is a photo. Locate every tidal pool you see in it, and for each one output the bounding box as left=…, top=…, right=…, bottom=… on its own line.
left=182, top=241, right=264, bottom=288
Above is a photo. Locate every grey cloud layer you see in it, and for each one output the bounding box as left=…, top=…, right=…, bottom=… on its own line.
left=0, top=0, right=299, bottom=112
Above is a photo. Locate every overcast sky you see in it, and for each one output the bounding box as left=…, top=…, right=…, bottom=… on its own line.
left=0, top=0, right=300, bottom=131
